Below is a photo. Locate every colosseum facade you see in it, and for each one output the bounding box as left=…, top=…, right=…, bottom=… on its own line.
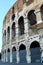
left=1, top=0, right=43, bottom=63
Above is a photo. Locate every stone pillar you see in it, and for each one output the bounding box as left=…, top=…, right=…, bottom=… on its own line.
left=41, top=50, right=43, bottom=63
left=3, top=51, right=5, bottom=62
left=16, top=22, right=19, bottom=39
left=16, top=48, right=20, bottom=63
left=6, top=50, right=8, bottom=62
left=16, top=22, right=20, bottom=63
left=10, top=27, right=12, bottom=43
left=26, top=47, right=31, bottom=63
left=6, top=28, right=8, bottom=44
left=1, top=52, right=4, bottom=62
left=10, top=48, right=12, bottom=63
left=24, top=17, right=29, bottom=36
left=6, top=29, right=8, bottom=62
left=10, top=26, right=12, bottom=63
left=24, top=17, right=31, bottom=63
left=24, top=17, right=29, bottom=46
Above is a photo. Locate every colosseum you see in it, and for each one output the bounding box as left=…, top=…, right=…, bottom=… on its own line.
left=1, top=0, right=43, bottom=63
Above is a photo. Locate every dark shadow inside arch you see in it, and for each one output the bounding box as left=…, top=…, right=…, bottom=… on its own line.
left=4, top=30, right=6, bottom=36
left=7, top=27, right=10, bottom=34
left=19, top=44, right=26, bottom=63
left=12, top=14, right=15, bottom=21
left=12, top=22, right=16, bottom=39
left=7, top=48, right=10, bottom=63
left=40, top=5, right=43, bottom=21
left=18, top=16, right=24, bottom=35
left=0, top=53, right=1, bottom=60
left=30, top=41, right=41, bottom=63
left=27, top=10, right=37, bottom=26
left=30, top=41, right=40, bottom=48
left=12, top=46, right=16, bottom=63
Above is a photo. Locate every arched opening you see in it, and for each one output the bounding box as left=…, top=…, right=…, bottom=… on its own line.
left=12, top=14, right=15, bottom=21
left=40, top=5, right=43, bottom=20
left=7, top=48, right=10, bottom=63
left=7, top=27, right=10, bottom=44
left=19, top=44, right=26, bottom=63
left=12, top=22, right=16, bottom=39
left=27, top=10, right=37, bottom=26
left=12, top=46, right=16, bottom=63
left=30, top=41, right=41, bottom=63
left=18, top=16, right=24, bottom=35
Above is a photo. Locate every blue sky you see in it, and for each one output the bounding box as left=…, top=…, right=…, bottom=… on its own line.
left=0, top=0, right=16, bottom=52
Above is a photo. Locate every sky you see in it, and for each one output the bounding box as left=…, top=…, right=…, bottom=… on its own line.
left=0, top=0, right=17, bottom=52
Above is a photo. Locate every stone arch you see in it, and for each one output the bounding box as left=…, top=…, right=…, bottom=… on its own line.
left=12, top=46, right=16, bottom=63
left=27, top=10, right=37, bottom=26
left=19, top=44, right=27, bottom=63
left=40, top=4, right=43, bottom=20
left=30, top=41, right=41, bottom=63
left=12, top=22, right=16, bottom=39
left=18, top=16, right=24, bottom=35
left=7, top=26, right=10, bottom=44
left=7, top=48, right=10, bottom=63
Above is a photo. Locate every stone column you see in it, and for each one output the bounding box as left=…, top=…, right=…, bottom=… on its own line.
left=3, top=51, right=5, bottom=62
left=10, top=26, right=12, bottom=63
left=10, top=27, right=12, bottom=43
left=16, top=22, right=20, bottom=63
left=16, top=48, right=20, bottom=63
left=6, top=28, right=8, bottom=44
left=10, top=48, right=12, bottom=63
left=16, top=22, right=19, bottom=41
left=1, top=52, right=4, bottom=62
left=24, top=17, right=30, bottom=49
left=6, top=50, right=8, bottom=62
left=6, top=29, right=8, bottom=62
left=41, top=50, right=43, bottom=63
left=24, top=17, right=31, bottom=63
left=24, top=17, right=29, bottom=36
left=26, top=46, right=31, bottom=63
